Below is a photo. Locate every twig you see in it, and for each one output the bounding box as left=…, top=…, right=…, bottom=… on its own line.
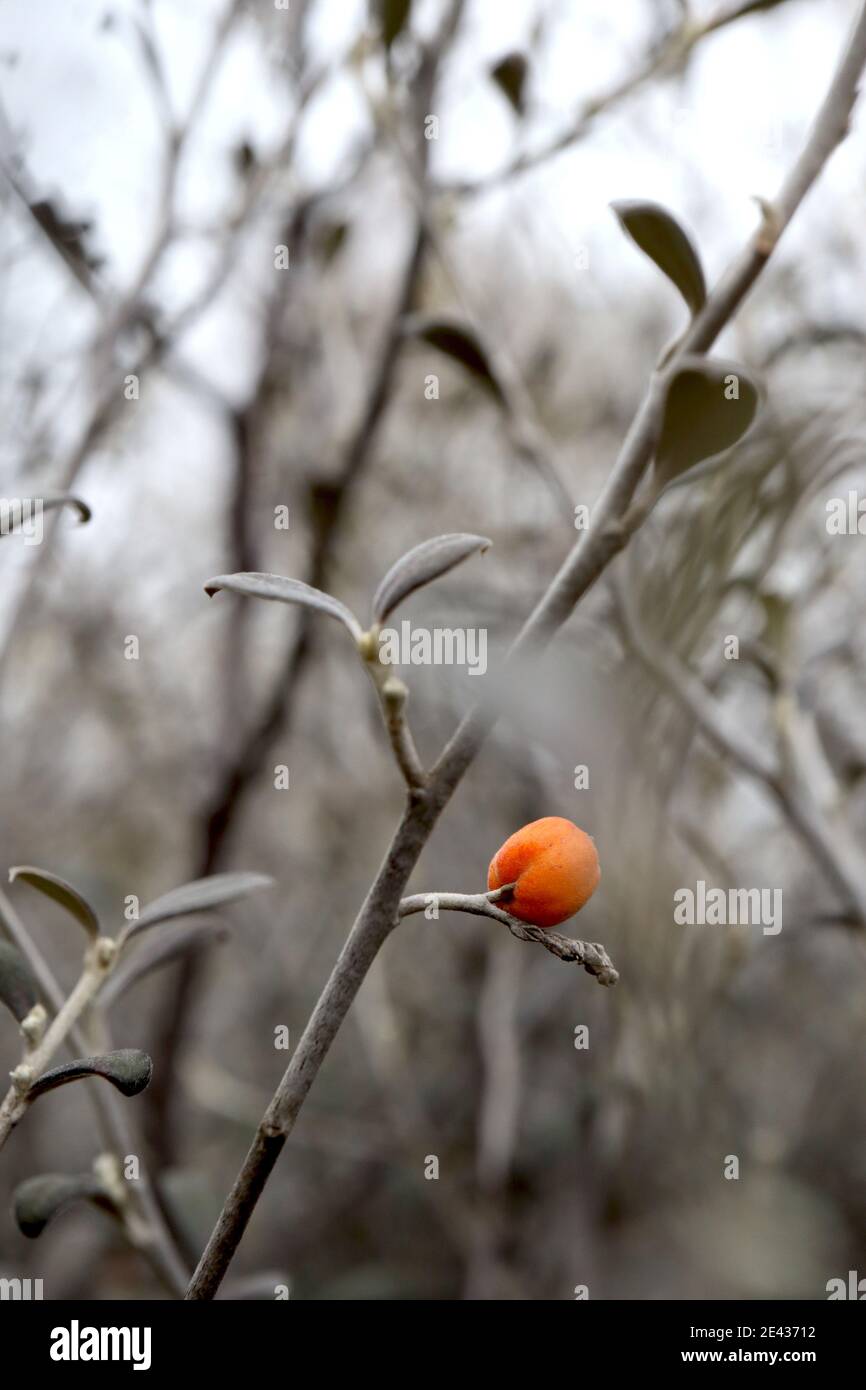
left=0, top=936, right=117, bottom=1149
left=397, top=891, right=618, bottom=985
left=0, top=1, right=244, bottom=695
left=147, top=170, right=431, bottom=1165
left=437, top=0, right=792, bottom=199
left=377, top=675, right=428, bottom=790
left=185, top=0, right=866, bottom=1302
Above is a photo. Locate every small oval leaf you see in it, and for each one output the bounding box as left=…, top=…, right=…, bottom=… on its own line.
left=29, top=1049, right=153, bottom=1101
left=205, top=573, right=362, bottom=641
left=655, top=355, right=761, bottom=485
left=13, top=1173, right=105, bottom=1238
left=127, top=871, right=273, bottom=940
left=0, top=939, right=39, bottom=1023
left=403, top=316, right=506, bottom=404
left=102, top=920, right=229, bottom=1008
left=372, top=533, right=492, bottom=625
left=490, top=52, right=528, bottom=114
left=8, top=866, right=99, bottom=938
left=611, top=200, right=706, bottom=315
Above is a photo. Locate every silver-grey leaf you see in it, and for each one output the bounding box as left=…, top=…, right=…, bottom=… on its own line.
left=371, top=534, right=492, bottom=625
left=611, top=200, right=706, bottom=316
left=14, top=1173, right=107, bottom=1238
left=402, top=316, right=507, bottom=404
left=204, top=573, right=362, bottom=640
left=29, top=1049, right=153, bottom=1101
left=0, top=939, right=40, bottom=1023
left=655, top=354, right=762, bottom=486
left=126, top=871, right=273, bottom=939
left=102, top=920, right=229, bottom=1008
left=8, top=866, right=99, bottom=938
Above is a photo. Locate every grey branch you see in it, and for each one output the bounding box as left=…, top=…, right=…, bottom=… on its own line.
left=397, top=892, right=618, bottom=986
left=378, top=675, right=428, bottom=790
left=438, top=1, right=792, bottom=199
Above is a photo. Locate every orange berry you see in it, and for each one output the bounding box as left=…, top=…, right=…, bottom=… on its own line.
left=487, top=816, right=600, bottom=928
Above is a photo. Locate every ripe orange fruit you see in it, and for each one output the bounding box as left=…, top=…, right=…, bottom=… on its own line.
left=487, top=816, right=600, bottom=928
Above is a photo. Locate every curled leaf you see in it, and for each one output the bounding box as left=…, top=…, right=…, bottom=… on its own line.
left=40, top=493, right=91, bottom=523
left=102, top=920, right=229, bottom=1008
left=655, top=355, right=761, bottom=485
left=403, top=315, right=506, bottom=404
left=127, top=871, right=273, bottom=940
left=205, top=573, right=362, bottom=641
left=371, top=534, right=492, bottom=625
left=13, top=1173, right=107, bottom=1239
left=611, top=200, right=706, bottom=315
left=0, top=494, right=91, bottom=534
left=0, top=939, right=39, bottom=1023
left=29, top=1049, right=153, bottom=1101
left=490, top=52, right=528, bottom=114
left=8, top=866, right=99, bottom=938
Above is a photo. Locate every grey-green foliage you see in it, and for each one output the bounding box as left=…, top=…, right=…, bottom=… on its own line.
left=612, top=200, right=706, bottom=316
left=13, top=1173, right=108, bottom=1238
left=29, top=1049, right=153, bottom=1101
left=656, top=356, right=761, bottom=486
left=0, top=940, right=39, bottom=1023
left=8, top=866, right=99, bottom=938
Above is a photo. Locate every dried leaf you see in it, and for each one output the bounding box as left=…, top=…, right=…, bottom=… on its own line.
left=490, top=52, right=528, bottom=114
left=378, top=0, right=412, bottom=50
left=205, top=573, right=362, bottom=641
left=8, top=866, right=99, bottom=938
left=611, top=200, right=706, bottom=315
left=28, top=197, right=104, bottom=288
left=372, top=534, right=492, bottom=624
left=655, top=355, right=761, bottom=485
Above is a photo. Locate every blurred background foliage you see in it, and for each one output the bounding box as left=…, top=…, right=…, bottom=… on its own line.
left=0, top=0, right=865, bottom=1299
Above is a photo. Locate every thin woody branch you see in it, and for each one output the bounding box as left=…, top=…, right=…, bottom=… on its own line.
left=438, top=0, right=797, bottom=199
left=379, top=676, right=428, bottom=790
left=397, top=891, right=618, bottom=985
